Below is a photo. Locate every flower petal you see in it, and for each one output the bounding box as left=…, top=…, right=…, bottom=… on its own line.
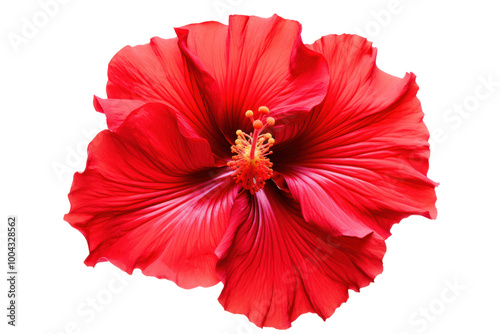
left=274, top=34, right=437, bottom=239
left=105, top=36, right=228, bottom=158
left=176, top=14, right=330, bottom=136
left=174, top=21, right=228, bottom=93
left=93, top=96, right=145, bottom=131
left=64, top=103, right=239, bottom=288
left=215, top=186, right=385, bottom=329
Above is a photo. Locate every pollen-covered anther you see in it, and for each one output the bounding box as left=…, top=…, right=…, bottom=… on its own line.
left=228, top=106, right=276, bottom=194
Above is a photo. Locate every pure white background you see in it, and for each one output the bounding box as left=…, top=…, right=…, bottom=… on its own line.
left=1, top=0, right=499, bottom=333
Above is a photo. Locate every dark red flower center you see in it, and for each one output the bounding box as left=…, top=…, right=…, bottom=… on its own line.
left=228, top=106, right=275, bottom=194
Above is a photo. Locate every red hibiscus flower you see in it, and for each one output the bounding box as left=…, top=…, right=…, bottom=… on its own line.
left=64, top=14, right=437, bottom=329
